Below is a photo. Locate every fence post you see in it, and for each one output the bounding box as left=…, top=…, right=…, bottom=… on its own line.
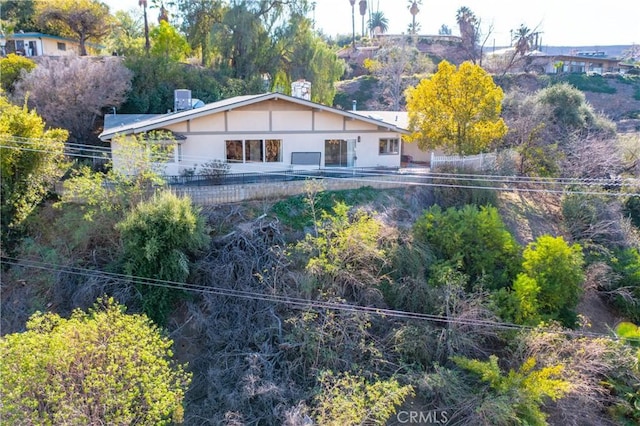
left=430, top=151, right=434, bottom=168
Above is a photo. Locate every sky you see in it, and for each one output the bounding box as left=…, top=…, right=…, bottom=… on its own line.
left=104, top=0, right=639, bottom=47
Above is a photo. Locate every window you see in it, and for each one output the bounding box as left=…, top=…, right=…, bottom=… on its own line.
left=245, top=139, right=263, bottom=162
left=57, top=42, right=66, bottom=51
left=226, top=140, right=243, bottom=162
left=379, top=138, right=399, bottom=155
left=265, top=139, right=282, bottom=162
left=225, top=139, right=283, bottom=163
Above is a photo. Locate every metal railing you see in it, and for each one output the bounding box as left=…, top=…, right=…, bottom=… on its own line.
left=162, top=167, right=400, bottom=187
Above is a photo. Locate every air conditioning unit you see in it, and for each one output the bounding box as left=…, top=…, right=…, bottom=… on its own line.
left=174, top=89, right=192, bottom=112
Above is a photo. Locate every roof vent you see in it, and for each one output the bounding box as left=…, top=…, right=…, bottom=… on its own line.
left=174, top=89, right=192, bottom=112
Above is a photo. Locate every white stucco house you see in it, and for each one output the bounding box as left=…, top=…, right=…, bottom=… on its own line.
left=99, top=92, right=412, bottom=175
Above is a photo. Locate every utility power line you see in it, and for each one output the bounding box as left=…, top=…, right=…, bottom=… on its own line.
left=0, top=256, right=629, bottom=342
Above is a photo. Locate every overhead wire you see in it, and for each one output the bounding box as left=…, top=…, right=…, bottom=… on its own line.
left=0, top=256, right=629, bottom=342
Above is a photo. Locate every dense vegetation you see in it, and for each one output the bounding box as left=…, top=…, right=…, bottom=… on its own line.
left=2, top=1, right=640, bottom=425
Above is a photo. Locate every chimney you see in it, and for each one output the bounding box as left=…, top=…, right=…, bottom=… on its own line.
left=352, top=100, right=357, bottom=111
left=291, top=79, right=311, bottom=100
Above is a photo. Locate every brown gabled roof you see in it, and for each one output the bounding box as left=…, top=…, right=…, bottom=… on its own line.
left=99, top=92, right=409, bottom=141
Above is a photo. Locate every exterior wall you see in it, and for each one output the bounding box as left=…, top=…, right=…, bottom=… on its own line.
left=272, top=111, right=313, bottom=131
left=314, top=111, right=344, bottom=131
left=41, top=37, right=79, bottom=55
left=402, top=140, right=443, bottom=165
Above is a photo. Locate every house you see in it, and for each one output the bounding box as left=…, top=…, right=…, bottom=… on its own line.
left=486, top=47, right=626, bottom=74
left=539, top=51, right=625, bottom=74
left=0, top=32, right=101, bottom=57
left=99, top=90, right=410, bottom=175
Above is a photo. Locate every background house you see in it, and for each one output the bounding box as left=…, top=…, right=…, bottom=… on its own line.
left=0, top=32, right=102, bottom=57
left=100, top=86, right=409, bottom=175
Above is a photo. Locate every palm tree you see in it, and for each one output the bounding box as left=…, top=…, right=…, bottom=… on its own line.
left=359, top=0, right=367, bottom=38
left=456, top=6, right=478, bottom=41
left=456, top=6, right=479, bottom=60
left=369, top=11, right=389, bottom=35
left=349, top=0, right=356, bottom=49
left=407, top=0, right=422, bottom=35
left=512, top=24, right=534, bottom=56
left=139, top=0, right=150, bottom=54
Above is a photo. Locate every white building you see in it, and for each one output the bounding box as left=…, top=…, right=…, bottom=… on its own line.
left=100, top=92, right=410, bottom=175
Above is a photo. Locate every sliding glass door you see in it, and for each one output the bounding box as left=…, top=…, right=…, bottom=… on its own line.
left=325, top=139, right=356, bottom=167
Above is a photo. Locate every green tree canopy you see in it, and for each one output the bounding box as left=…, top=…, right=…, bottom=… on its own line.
left=150, top=20, right=191, bottom=62
left=279, top=14, right=345, bottom=104
left=175, top=0, right=224, bottom=66
left=0, top=0, right=39, bottom=33
left=0, top=95, right=68, bottom=253
left=106, top=9, right=145, bottom=57
left=0, top=297, right=191, bottom=425
left=406, top=60, right=508, bottom=155
left=35, top=0, right=112, bottom=56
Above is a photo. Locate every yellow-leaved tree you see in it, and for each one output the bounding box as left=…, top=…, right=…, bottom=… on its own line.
left=406, top=60, right=507, bottom=155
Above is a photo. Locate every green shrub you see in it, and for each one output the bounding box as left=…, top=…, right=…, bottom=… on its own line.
left=605, top=248, right=640, bottom=322
left=0, top=53, right=35, bottom=93
left=198, top=159, right=230, bottom=183
left=116, top=191, right=209, bottom=323
left=451, top=355, right=570, bottom=425
left=413, top=205, right=522, bottom=290
left=610, top=322, right=640, bottom=423
left=518, top=235, right=584, bottom=327
left=296, top=201, right=387, bottom=303
left=535, top=82, right=615, bottom=136
left=272, top=185, right=379, bottom=230
left=313, top=371, right=414, bottom=426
